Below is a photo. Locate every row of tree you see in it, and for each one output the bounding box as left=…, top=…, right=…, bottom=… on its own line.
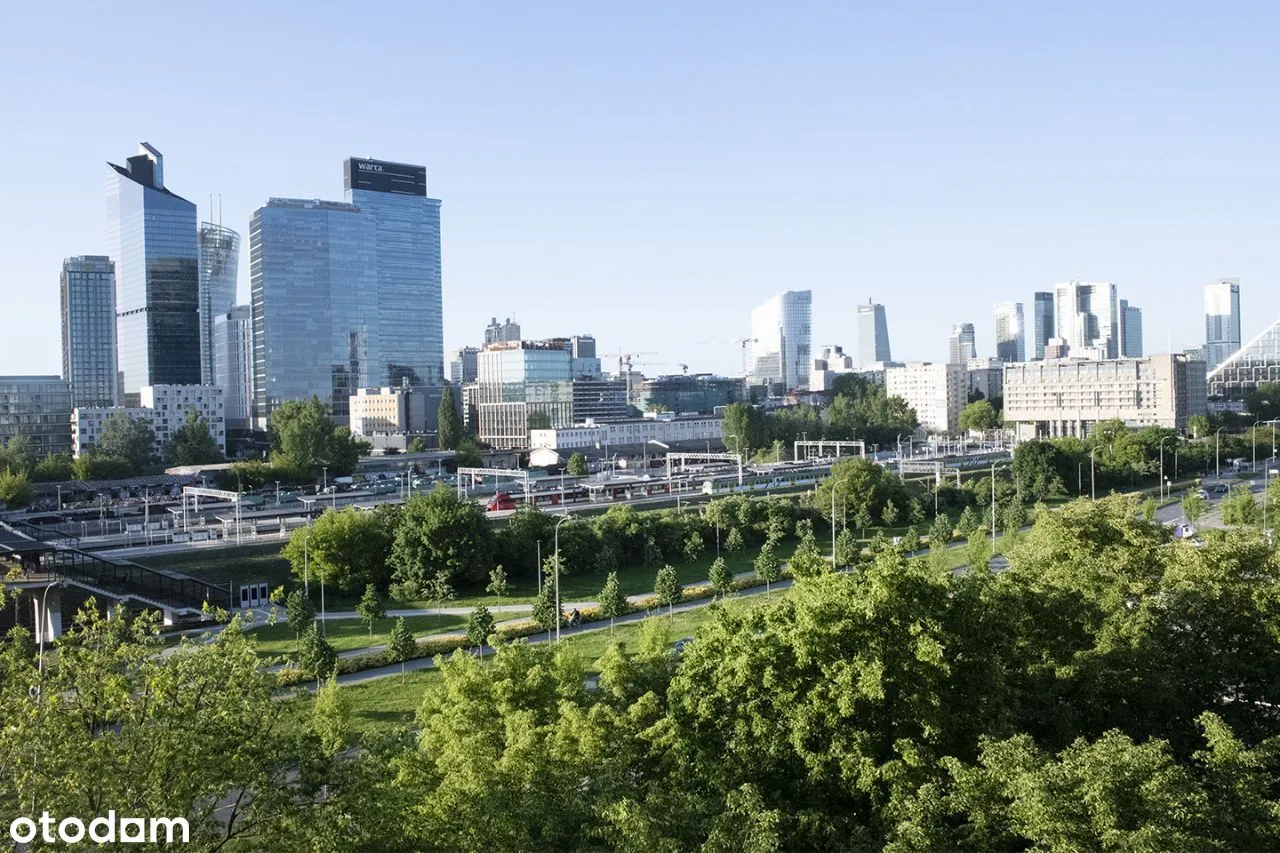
left=5, top=495, right=1277, bottom=850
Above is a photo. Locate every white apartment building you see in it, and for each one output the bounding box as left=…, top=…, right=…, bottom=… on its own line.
left=529, top=414, right=723, bottom=451
left=348, top=387, right=427, bottom=436
left=1003, top=354, right=1207, bottom=441
left=884, top=363, right=968, bottom=435
left=73, top=385, right=225, bottom=458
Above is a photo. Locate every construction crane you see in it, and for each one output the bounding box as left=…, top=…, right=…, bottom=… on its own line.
left=617, top=350, right=658, bottom=409
left=697, top=338, right=757, bottom=376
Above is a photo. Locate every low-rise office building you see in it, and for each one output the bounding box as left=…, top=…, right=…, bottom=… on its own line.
left=348, top=386, right=428, bottom=437
left=1003, top=353, right=1206, bottom=440
left=0, top=376, right=73, bottom=458
left=529, top=413, right=723, bottom=451
left=884, top=363, right=967, bottom=435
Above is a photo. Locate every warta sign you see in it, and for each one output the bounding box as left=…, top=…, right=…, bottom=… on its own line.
left=343, top=157, right=427, bottom=196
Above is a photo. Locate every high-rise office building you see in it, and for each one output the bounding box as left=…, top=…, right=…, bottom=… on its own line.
left=250, top=198, right=378, bottom=426
left=1207, top=317, right=1280, bottom=402
left=748, top=290, right=812, bottom=390
left=857, top=300, right=892, bottom=367
left=60, top=255, right=118, bottom=408
left=107, top=143, right=200, bottom=402
left=0, top=377, right=73, bottom=458
left=1053, top=281, right=1119, bottom=359
left=485, top=317, right=521, bottom=345
left=344, top=157, right=444, bottom=387
left=198, top=222, right=240, bottom=386
left=948, top=323, right=977, bottom=365
left=213, top=305, right=254, bottom=429
left=1205, top=279, right=1242, bottom=372
left=450, top=346, right=479, bottom=385
left=1032, top=292, right=1054, bottom=360
left=1119, top=300, right=1143, bottom=358
left=994, top=302, right=1026, bottom=363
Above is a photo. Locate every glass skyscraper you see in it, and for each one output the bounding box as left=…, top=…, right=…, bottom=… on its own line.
left=948, top=323, right=977, bottom=364
left=344, top=158, right=444, bottom=387
left=61, top=255, right=119, bottom=408
left=1205, top=279, right=1241, bottom=372
left=1032, top=292, right=1054, bottom=360
left=106, top=143, right=200, bottom=402
left=213, top=305, right=254, bottom=429
left=198, top=222, right=241, bottom=386
left=1053, top=281, right=1119, bottom=359
left=993, top=302, right=1026, bottom=363
left=250, top=199, right=378, bottom=426
left=1120, top=300, right=1143, bottom=358
left=856, top=300, right=891, bottom=367
left=748, top=290, right=812, bottom=390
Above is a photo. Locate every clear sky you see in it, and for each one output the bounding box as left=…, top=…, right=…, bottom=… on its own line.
left=2, top=1, right=1278, bottom=378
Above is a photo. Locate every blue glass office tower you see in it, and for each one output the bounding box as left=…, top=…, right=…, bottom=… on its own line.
left=198, top=222, right=241, bottom=385
left=61, top=255, right=119, bottom=408
left=106, top=143, right=200, bottom=402
left=344, top=158, right=444, bottom=387
left=250, top=199, right=378, bottom=426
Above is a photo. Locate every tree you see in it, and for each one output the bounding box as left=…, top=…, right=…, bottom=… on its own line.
left=1220, top=484, right=1260, bottom=526
left=788, top=539, right=827, bottom=578
left=1182, top=491, right=1209, bottom=526
left=1012, top=440, right=1069, bottom=501
left=438, top=383, right=463, bottom=450
left=833, top=527, right=858, bottom=569
left=683, top=530, right=705, bottom=563
left=1188, top=414, right=1211, bottom=440
left=654, top=564, right=682, bottom=616
left=722, top=402, right=766, bottom=461
left=0, top=435, right=35, bottom=475
left=453, top=439, right=483, bottom=469
left=958, top=399, right=998, bottom=432
left=283, top=507, right=396, bottom=594
left=29, top=453, right=74, bottom=483
left=956, top=505, right=981, bottom=538
left=387, top=617, right=416, bottom=676
left=467, top=605, right=496, bottom=655
left=881, top=499, right=899, bottom=528
left=754, top=539, right=780, bottom=591
left=598, top=571, right=627, bottom=631
left=423, top=569, right=455, bottom=615
left=1001, top=500, right=1028, bottom=537
left=486, top=564, right=510, bottom=599
left=406, top=436, right=428, bottom=454
left=643, top=535, right=664, bottom=566
left=709, top=557, right=735, bottom=598
left=527, top=411, right=552, bottom=431
left=356, top=583, right=385, bottom=636
left=285, top=588, right=315, bottom=645
left=724, top=526, right=745, bottom=553
left=966, top=531, right=991, bottom=572
left=298, top=623, right=337, bottom=686
left=0, top=469, right=32, bottom=508
left=566, top=452, right=589, bottom=476
left=164, top=408, right=225, bottom=466
left=390, top=485, right=496, bottom=588
left=531, top=579, right=560, bottom=640
left=96, top=411, right=156, bottom=471
left=312, top=676, right=351, bottom=756
left=853, top=505, right=872, bottom=538
left=929, top=513, right=953, bottom=548
left=71, top=452, right=134, bottom=481
left=269, top=397, right=361, bottom=476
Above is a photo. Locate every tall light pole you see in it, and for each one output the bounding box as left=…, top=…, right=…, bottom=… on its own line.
left=990, top=461, right=997, bottom=553
left=1253, top=421, right=1263, bottom=473
left=1214, top=427, right=1226, bottom=480
left=1090, top=446, right=1097, bottom=500
left=36, top=581, right=62, bottom=677
left=1159, top=436, right=1173, bottom=501
left=554, top=514, right=572, bottom=642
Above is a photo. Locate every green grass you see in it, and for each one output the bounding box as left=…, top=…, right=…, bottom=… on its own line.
left=246, top=613, right=471, bottom=658
left=131, top=541, right=293, bottom=587
left=286, top=591, right=783, bottom=740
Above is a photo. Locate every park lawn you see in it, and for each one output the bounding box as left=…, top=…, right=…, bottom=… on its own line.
left=247, top=613, right=470, bottom=658
left=288, top=592, right=783, bottom=740
left=131, top=540, right=293, bottom=588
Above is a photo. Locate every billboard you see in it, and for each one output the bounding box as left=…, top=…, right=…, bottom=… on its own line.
left=343, top=157, right=427, bottom=196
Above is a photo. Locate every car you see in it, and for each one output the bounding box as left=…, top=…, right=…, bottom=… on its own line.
left=1212, top=484, right=1229, bottom=494
left=1194, top=489, right=1210, bottom=499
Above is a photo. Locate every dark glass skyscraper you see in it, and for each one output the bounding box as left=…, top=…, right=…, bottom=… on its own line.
left=1032, top=291, right=1054, bottom=360
left=106, top=143, right=200, bottom=401
left=198, top=222, right=241, bottom=385
left=344, top=157, right=445, bottom=387
left=250, top=199, right=378, bottom=426
left=60, top=255, right=118, bottom=408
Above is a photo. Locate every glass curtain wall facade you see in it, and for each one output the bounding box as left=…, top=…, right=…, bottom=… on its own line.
left=948, top=323, right=977, bottom=364
left=60, top=255, right=118, bottom=408
left=1053, top=281, right=1119, bottom=359
left=748, top=290, right=812, bottom=390
left=344, top=158, right=444, bottom=388
left=213, top=305, right=254, bottom=428
left=107, top=144, right=200, bottom=402
left=1120, top=301, right=1143, bottom=358
left=856, top=301, right=892, bottom=366
left=0, top=376, right=73, bottom=457
left=1205, top=279, right=1242, bottom=373
left=250, top=199, right=378, bottom=426
left=198, top=222, right=241, bottom=385
left=994, top=301, right=1026, bottom=363
left=1032, top=292, right=1054, bottom=360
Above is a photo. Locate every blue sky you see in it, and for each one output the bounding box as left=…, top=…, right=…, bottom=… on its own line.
left=2, top=1, right=1278, bottom=377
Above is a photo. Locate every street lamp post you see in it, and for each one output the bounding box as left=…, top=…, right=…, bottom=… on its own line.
left=1090, top=447, right=1097, bottom=500
left=275, top=480, right=280, bottom=508
left=1215, top=427, right=1226, bottom=481
left=554, top=514, right=572, bottom=642
left=990, top=461, right=997, bottom=553
left=1253, top=421, right=1263, bottom=473
left=1159, top=436, right=1173, bottom=502
left=36, top=581, right=62, bottom=677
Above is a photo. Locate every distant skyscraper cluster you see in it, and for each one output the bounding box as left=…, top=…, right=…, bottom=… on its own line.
left=1204, top=279, right=1241, bottom=372
left=993, top=302, right=1025, bottom=363
left=748, top=290, right=812, bottom=391
left=948, top=323, right=977, bottom=365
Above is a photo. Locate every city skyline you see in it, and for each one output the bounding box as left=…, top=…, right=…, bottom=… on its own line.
left=4, top=4, right=1280, bottom=376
